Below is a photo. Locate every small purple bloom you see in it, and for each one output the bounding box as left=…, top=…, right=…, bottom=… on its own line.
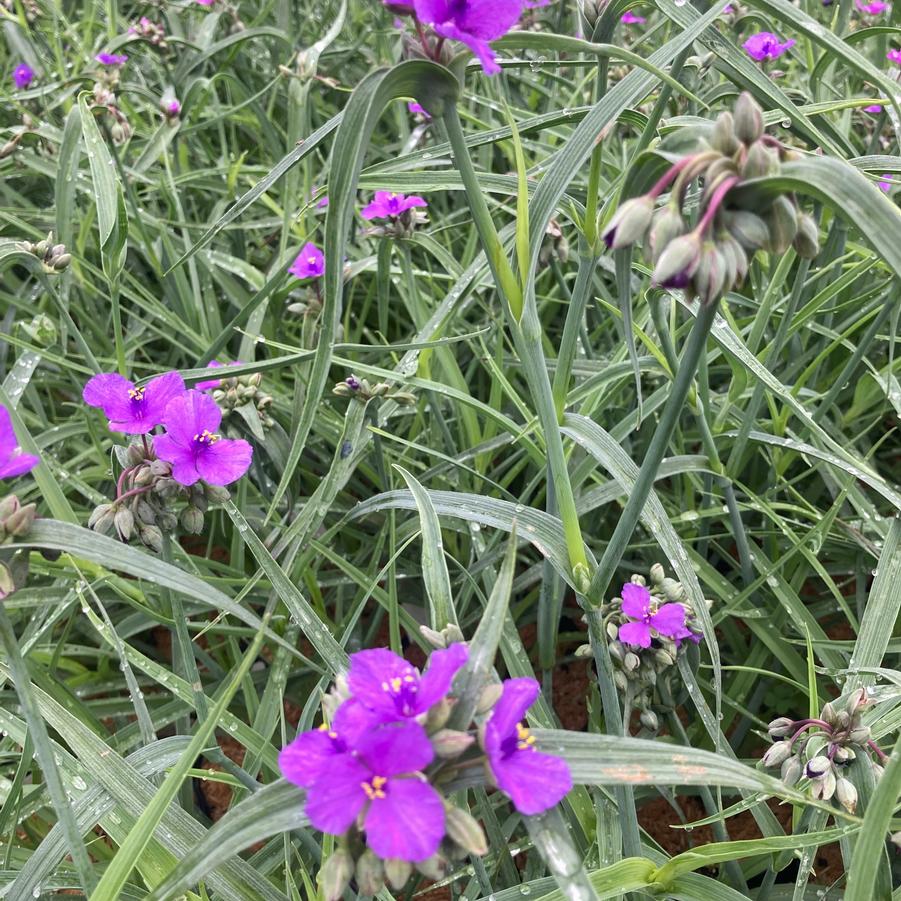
left=865, top=104, right=884, bottom=113
left=165, top=99, right=181, bottom=116
left=889, top=49, right=901, bottom=66
left=293, top=720, right=446, bottom=861
left=361, top=191, right=428, bottom=221
left=83, top=371, right=185, bottom=434
left=617, top=582, right=695, bottom=648
left=879, top=174, right=893, bottom=193
left=13, top=63, right=34, bottom=90
left=723, top=3, right=734, bottom=11
left=484, top=678, right=572, bottom=815
left=95, top=52, right=128, bottom=66
left=195, top=360, right=243, bottom=390
left=316, top=195, right=329, bottom=209
left=412, top=0, right=523, bottom=75
left=743, top=32, right=796, bottom=62
left=346, top=375, right=361, bottom=390
left=408, top=101, right=432, bottom=119
left=0, top=405, right=39, bottom=479
left=288, top=242, right=325, bottom=279
left=856, top=0, right=887, bottom=12
left=154, top=390, right=253, bottom=486
left=621, top=10, right=646, bottom=23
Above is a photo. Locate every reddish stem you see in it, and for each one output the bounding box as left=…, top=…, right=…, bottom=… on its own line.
left=868, top=739, right=888, bottom=762
left=696, top=175, right=740, bottom=235
left=116, top=485, right=153, bottom=504
left=414, top=19, right=433, bottom=58
left=648, top=154, right=698, bottom=199
left=788, top=720, right=831, bottom=748
left=116, top=466, right=135, bottom=500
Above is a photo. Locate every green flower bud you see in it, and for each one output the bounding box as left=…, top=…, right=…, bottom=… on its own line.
left=849, top=726, right=871, bottom=744
left=660, top=578, right=686, bottom=603
left=602, top=196, right=655, bottom=250
left=767, top=717, right=794, bottom=739
left=709, top=111, right=739, bottom=154
left=135, top=499, right=156, bottom=525
left=114, top=507, right=134, bottom=541
left=725, top=210, right=770, bottom=251
left=157, top=511, right=178, bottom=532
left=414, top=852, right=448, bottom=881
left=133, top=465, right=154, bottom=487
left=654, top=648, right=675, bottom=667
left=0, top=562, right=16, bottom=598
left=391, top=391, right=417, bottom=406
left=203, top=483, right=231, bottom=504
left=88, top=503, right=117, bottom=534
left=139, top=524, right=163, bottom=553
left=613, top=670, right=629, bottom=692
left=693, top=241, right=727, bottom=306
left=811, top=767, right=836, bottom=801
left=355, top=849, right=384, bottom=896
left=475, top=682, right=503, bottom=715
left=319, top=848, right=354, bottom=901
left=719, top=233, right=749, bottom=287
left=4, top=503, right=35, bottom=537
left=445, top=805, right=488, bottom=856
left=761, top=741, right=792, bottom=768
left=52, top=253, right=72, bottom=271
left=734, top=92, right=764, bottom=145
left=420, top=625, right=447, bottom=648
left=623, top=651, right=640, bottom=673
left=431, top=728, right=475, bottom=758
left=606, top=621, right=619, bottom=641
left=820, top=702, right=837, bottom=726
left=742, top=140, right=779, bottom=179
left=706, top=156, right=740, bottom=184
left=763, top=195, right=799, bottom=255
left=645, top=203, right=686, bottom=264
left=384, top=857, right=413, bottom=890
left=805, top=755, right=831, bottom=779
left=639, top=709, right=659, bottom=731
left=780, top=754, right=802, bottom=786
left=651, top=232, right=702, bottom=289
left=180, top=506, right=204, bottom=534
left=608, top=641, right=624, bottom=663
left=126, top=444, right=146, bottom=467
left=425, top=695, right=453, bottom=731
left=792, top=213, right=819, bottom=259
left=0, top=495, right=19, bottom=519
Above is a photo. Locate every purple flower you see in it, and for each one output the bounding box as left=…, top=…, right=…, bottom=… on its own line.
left=879, top=174, right=893, bottom=193
left=316, top=195, right=329, bottom=209
left=291, top=720, right=446, bottom=861
left=723, top=3, right=734, bottom=11
left=617, top=582, right=695, bottom=648
left=412, top=0, right=523, bottom=75
left=165, top=99, right=181, bottom=117
left=288, top=242, right=325, bottom=279
left=346, top=375, right=361, bottom=390
left=344, top=644, right=468, bottom=724
left=361, top=191, right=428, bottom=220
left=856, top=0, right=887, bottom=12
left=0, top=405, right=39, bottom=479
left=408, top=100, right=432, bottom=119
left=865, top=104, right=884, bottom=113
left=95, top=52, right=128, bottom=66
left=889, top=49, right=901, bottom=66
left=83, top=371, right=185, bottom=434
left=743, top=32, right=796, bottom=62
left=195, top=360, right=242, bottom=390
left=12, top=63, right=34, bottom=89
left=621, top=10, right=646, bottom=23
left=154, top=390, right=252, bottom=486
left=484, top=678, right=572, bottom=815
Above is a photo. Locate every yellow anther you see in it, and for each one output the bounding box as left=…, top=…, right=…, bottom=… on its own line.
left=516, top=722, right=537, bottom=751
left=128, top=387, right=145, bottom=400
left=193, top=429, right=221, bottom=444
left=361, top=775, right=388, bottom=800
left=390, top=677, right=403, bottom=692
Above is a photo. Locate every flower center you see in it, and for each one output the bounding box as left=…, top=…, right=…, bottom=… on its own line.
left=193, top=429, right=221, bottom=445
left=316, top=723, right=339, bottom=739
left=516, top=722, right=537, bottom=752
left=361, top=775, right=388, bottom=800
left=380, top=669, right=419, bottom=715
left=128, top=387, right=145, bottom=401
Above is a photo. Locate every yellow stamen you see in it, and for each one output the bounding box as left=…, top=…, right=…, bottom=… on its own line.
left=516, top=722, right=537, bottom=751
left=361, top=775, right=388, bottom=800
left=193, top=429, right=221, bottom=444
left=128, top=387, right=145, bottom=400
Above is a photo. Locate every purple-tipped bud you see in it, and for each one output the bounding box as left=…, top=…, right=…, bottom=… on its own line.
left=651, top=232, right=702, bottom=289
left=767, top=716, right=795, bottom=739
left=646, top=204, right=686, bottom=264
left=761, top=741, right=792, bottom=768
left=805, top=756, right=832, bottom=779
left=811, top=767, right=837, bottom=801
left=602, top=196, right=654, bottom=250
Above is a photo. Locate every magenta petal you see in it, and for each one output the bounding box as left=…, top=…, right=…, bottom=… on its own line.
left=0, top=405, right=20, bottom=459
left=492, top=747, right=572, bottom=815
left=648, top=602, right=686, bottom=638
left=83, top=373, right=134, bottom=422
left=435, top=22, right=500, bottom=74
left=415, top=643, right=468, bottom=710
left=413, top=0, right=453, bottom=23
left=303, top=755, right=368, bottom=835
left=194, top=437, right=253, bottom=485
left=161, top=390, right=222, bottom=444
left=141, top=372, right=186, bottom=425
left=332, top=698, right=381, bottom=743
left=620, top=582, right=651, bottom=619
left=618, top=621, right=652, bottom=648
left=363, top=778, right=445, bottom=861
left=152, top=432, right=200, bottom=486
left=457, top=0, right=522, bottom=39
left=279, top=728, right=343, bottom=788
left=484, top=678, right=539, bottom=755
left=196, top=360, right=225, bottom=391
left=355, top=721, right=434, bottom=776
left=347, top=647, right=411, bottom=714
left=0, top=453, right=40, bottom=479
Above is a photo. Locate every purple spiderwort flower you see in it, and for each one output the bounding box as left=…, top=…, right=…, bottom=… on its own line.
left=889, top=49, right=901, bottom=66
left=316, top=195, right=329, bottom=209
left=879, top=174, right=893, bottom=193
left=408, top=100, right=432, bottom=119
left=165, top=99, right=181, bottom=117
left=856, top=0, right=887, bottom=12
left=617, top=582, right=695, bottom=648
left=743, top=32, right=796, bottom=62
left=95, top=52, right=128, bottom=66
left=13, top=63, right=34, bottom=89
left=484, top=678, right=572, bottom=815
left=723, top=3, right=734, bottom=11
left=865, top=104, right=884, bottom=113
left=296, top=720, right=445, bottom=861
left=154, top=390, right=252, bottom=486
left=83, top=371, right=185, bottom=434
left=621, top=10, right=646, bottom=23
left=361, top=191, right=428, bottom=220
left=0, top=405, right=39, bottom=479
left=288, top=242, right=325, bottom=279
left=412, top=0, right=523, bottom=75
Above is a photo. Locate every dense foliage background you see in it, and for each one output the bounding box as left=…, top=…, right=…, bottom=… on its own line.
left=1, top=0, right=900, bottom=898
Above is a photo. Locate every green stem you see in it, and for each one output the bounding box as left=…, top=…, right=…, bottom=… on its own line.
left=111, top=280, right=126, bottom=376
left=585, top=301, right=719, bottom=604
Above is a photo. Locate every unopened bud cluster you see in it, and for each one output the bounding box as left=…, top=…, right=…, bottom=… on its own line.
left=17, top=233, right=71, bottom=272
left=92, top=81, right=132, bottom=145
left=602, top=93, right=818, bottom=306
left=760, top=689, right=884, bottom=813
left=212, top=371, right=275, bottom=430
left=332, top=374, right=416, bottom=406
left=0, top=495, right=37, bottom=599
left=538, top=218, right=570, bottom=268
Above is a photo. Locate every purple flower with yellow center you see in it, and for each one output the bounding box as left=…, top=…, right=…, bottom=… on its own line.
left=361, top=191, right=428, bottom=221
left=743, top=32, right=796, bottom=62
left=294, top=720, right=445, bottom=862
left=83, top=371, right=185, bottom=434
left=617, top=582, right=695, bottom=648
left=13, top=63, right=34, bottom=90
left=621, top=10, right=646, bottom=23
left=484, top=678, right=572, bottom=814
left=154, top=390, right=252, bottom=486
left=412, top=0, right=523, bottom=75
left=408, top=100, right=432, bottom=119
left=95, top=52, right=128, bottom=66
left=856, top=0, right=887, bottom=12
left=889, top=49, right=901, bottom=66
left=0, top=405, right=39, bottom=479
left=344, top=644, right=468, bottom=725
left=288, top=242, right=325, bottom=279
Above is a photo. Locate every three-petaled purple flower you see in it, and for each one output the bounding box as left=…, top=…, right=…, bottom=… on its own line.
left=408, top=100, right=432, bottom=119
left=889, top=49, right=901, bottom=66
left=96, top=52, right=128, bottom=66
left=856, top=0, right=887, bottom=13
left=743, top=32, right=796, bottom=62
left=361, top=191, right=428, bottom=221
left=865, top=104, right=884, bottom=113
left=412, top=0, right=522, bottom=75
left=288, top=242, right=325, bottom=279
left=621, top=10, right=646, bottom=23
left=13, top=63, right=34, bottom=89
left=83, top=371, right=185, bottom=434
left=484, top=678, right=572, bottom=815
left=154, top=390, right=252, bottom=486
left=284, top=719, right=445, bottom=861
left=0, top=405, right=39, bottom=479
left=617, top=582, right=695, bottom=648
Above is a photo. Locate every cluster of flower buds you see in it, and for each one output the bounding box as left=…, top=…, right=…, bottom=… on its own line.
left=602, top=92, right=819, bottom=306
left=91, top=82, right=132, bottom=144
left=2, top=0, right=38, bottom=20
left=128, top=16, right=168, bottom=49
left=761, top=689, right=884, bottom=813
left=88, top=443, right=231, bottom=552
left=578, top=0, right=606, bottom=29
left=0, top=495, right=37, bottom=599
left=577, top=565, right=707, bottom=732
left=280, top=644, right=572, bottom=900
left=210, top=370, right=275, bottom=430
left=538, top=218, right=570, bottom=268
left=17, top=233, right=71, bottom=272
left=332, top=375, right=416, bottom=406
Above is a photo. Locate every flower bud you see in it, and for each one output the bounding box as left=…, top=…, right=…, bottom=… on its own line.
left=811, top=767, right=836, bottom=801
left=203, top=483, right=231, bottom=504
left=693, top=240, right=727, bottom=305
left=382, top=856, right=412, bottom=889
left=445, top=806, right=488, bottom=856
left=725, top=210, right=769, bottom=251
left=114, top=507, right=134, bottom=541
left=139, top=524, right=163, bottom=553
left=710, top=111, right=740, bottom=155
left=820, top=702, right=837, bottom=726
left=649, top=563, right=665, bottom=585
left=719, top=233, right=749, bottom=286
left=0, top=495, right=19, bottom=519
left=0, top=561, right=16, bottom=598
left=848, top=726, right=871, bottom=744
left=4, top=503, right=35, bottom=537
left=157, top=511, right=178, bottom=532
left=135, top=499, right=157, bottom=524
left=660, top=577, right=686, bottom=603
left=602, top=196, right=655, bottom=250
left=420, top=624, right=447, bottom=648
left=742, top=140, right=779, bottom=179
left=832, top=745, right=854, bottom=764
left=654, top=648, right=675, bottom=667
left=767, top=717, right=794, bottom=739
left=780, top=754, right=802, bottom=786
left=355, top=849, right=384, bottom=896
left=180, top=506, right=204, bottom=534
left=431, top=729, right=475, bottom=758
left=623, top=652, right=640, bottom=673
left=734, top=92, right=764, bottom=145
left=88, top=503, right=117, bottom=534
left=613, top=670, right=628, bottom=692
left=149, top=458, right=170, bottom=476
left=761, top=741, right=792, bottom=768
left=608, top=641, right=624, bottom=663
left=320, top=848, right=354, bottom=901
left=475, top=682, right=504, bottom=715
left=639, top=708, right=659, bottom=731
left=805, top=756, right=831, bottom=779
left=652, top=232, right=702, bottom=289
left=606, top=621, right=619, bottom=641
left=414, top=853, right=448, bottom=881
left=792, top=213, right=819, bottom=259
left=706, top=156, right=739, bottom=183
left=763, top=196, right=799, bottom=255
